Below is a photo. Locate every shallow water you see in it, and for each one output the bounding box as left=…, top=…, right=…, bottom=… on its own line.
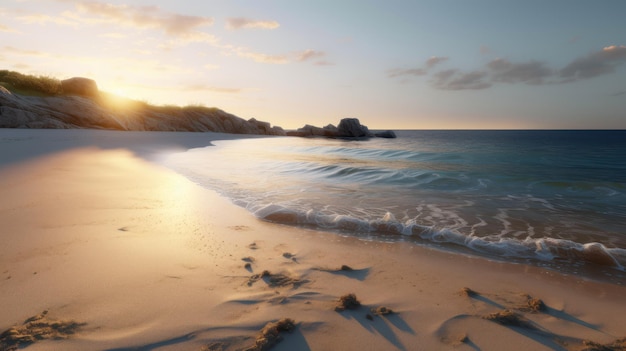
left=162, top=130, right=626, bottom=284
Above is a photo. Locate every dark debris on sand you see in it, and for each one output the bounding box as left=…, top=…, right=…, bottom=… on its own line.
left=371, top=306, right=394, bottom=316
left=0, top=310, right=86, bottom=350
left=247, top=270, right=305, bottom=288
left=482, top=309, right=536, bottom=329
left=459, top=287, right=478, bottom=297
left=517, top=294, right=546, bottom=313
left=582, top=337, right=626, bottom=351
left=244, top=318, right=296, bottom=351
left=335, top=293, right=361, bottom=311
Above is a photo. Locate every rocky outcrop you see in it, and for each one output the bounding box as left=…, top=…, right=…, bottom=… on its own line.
left=286, top=124, right=338, bottom=137
left=337, top=118, right=371, bottom=138
left=288, top=118, right=396, bottom=139
left=0, top=87, right=285, bottom=135
left=61, top=77, right=99, bottom=97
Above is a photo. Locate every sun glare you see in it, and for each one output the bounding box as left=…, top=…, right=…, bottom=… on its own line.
left=99, top=86, right=147, bottom=112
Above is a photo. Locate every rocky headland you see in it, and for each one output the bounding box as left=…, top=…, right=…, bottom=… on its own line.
left=1, top=72, right=395, bottom=138
left=0, top=76, right=285, bottom=135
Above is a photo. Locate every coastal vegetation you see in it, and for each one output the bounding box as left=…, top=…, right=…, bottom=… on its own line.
left=0, top=70, right=62, bottom=96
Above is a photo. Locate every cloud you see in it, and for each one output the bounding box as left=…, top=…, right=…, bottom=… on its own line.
left=294, top=50, right=332, bottom=66
left=387, top=68, right=427, bottom=78
left=234, top=48, right=289, bottom=64
left=295, top=49, right=325, bottom=62
left=391, top=45, right=626, bottom=91
left=387, top=56, right=447, bottom=78
left=488, top=58, right=553, bottom=84
left=16, top=13, right=77, bottom=26
left=560, top=45, right=626, bottom=80
left=3, top=46, right=49, bottom=56
left=432, top=69, right=491, bottom=90
left=228, top=48, right=330, bottom=65
left=71, top=1, right=214, bottom=36
left=611, top=91, right=626, bottom=97
left=425, top=56, right=448, bottom=68
left=313, top=60, right=334, bottom=66
left=226, top=17, right=279, bottom=30
left=0, top=23, right=16, bottom=32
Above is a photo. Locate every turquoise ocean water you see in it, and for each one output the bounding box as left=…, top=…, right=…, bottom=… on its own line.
left=163, top=130, right=626, bottom=283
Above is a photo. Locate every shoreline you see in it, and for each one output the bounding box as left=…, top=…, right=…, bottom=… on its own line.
left=1, top=129, right=625, bottom=351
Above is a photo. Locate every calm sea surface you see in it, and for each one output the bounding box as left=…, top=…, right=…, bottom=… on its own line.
left=163, top=130, right=626, bottom=283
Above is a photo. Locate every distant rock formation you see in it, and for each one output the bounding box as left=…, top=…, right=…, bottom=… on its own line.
left=337, top=117, right=371, bottom=137
left=373, top=130, right=397, bottom=138
left=287, top=118, right=396, bottom=139
left=61, top=77, right=98, bottom=97
left=0, top=80, right=285, bottom=135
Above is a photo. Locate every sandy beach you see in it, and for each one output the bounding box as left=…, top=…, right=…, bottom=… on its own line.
left=1, top=129, right=625, bottom=351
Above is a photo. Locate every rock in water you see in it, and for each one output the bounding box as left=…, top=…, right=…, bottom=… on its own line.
left=374, top=130, right=396, bottom=138
left=337, top=118, right=372, bottom=138
left=61, top=77, right=99, bottom=97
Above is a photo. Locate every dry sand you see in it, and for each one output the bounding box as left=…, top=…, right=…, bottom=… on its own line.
left=1, top=129, right=625, bottom=351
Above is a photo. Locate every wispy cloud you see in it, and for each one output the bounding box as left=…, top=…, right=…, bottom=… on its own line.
left=71, top=1, right=214, bottom=36
left=296, top=49, right=325, bottom=62
left=294, top=49, right=332, bottom=65
left=432, top=70, right=491, bottom=90
left=425, top=56, right=448, bottom=68
left=4, top=1, right=327, bottom=67
left=0, top=23, right=16, bottom=32
left=387, top=56, right=447, bottom=78
left=226, top=17, right=279, bottom=30
left=387, top=68, right=427, bottom=78
left=3, top=46, right=49, bottom=57
left=391, top=45, right=626, bottom=90
left=560, top=45, right=626, bottom=81
left=233, top=48, right=289, bottom=64
left=488, top=58, right=553, bottom=85
left=16, top=13, right=77, bottom=26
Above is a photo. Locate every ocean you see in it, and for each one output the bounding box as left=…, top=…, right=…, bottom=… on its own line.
left=162, top=130, right=626, bottom=284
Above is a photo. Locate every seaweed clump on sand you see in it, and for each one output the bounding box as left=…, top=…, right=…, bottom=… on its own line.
left=335, top=293, right=361, bottom=311
left=482, top=309, right=535, bottom=329
left=517, top=294, right=546, bottom=313
left=459, top=287, right=478, bottom=297
left=244, top=318, right=296, bottom=351
left=371, top=306, right=394, bottom=316
left=581, top=337, right=626, bottom=351
left=247, top=270, right=305, bottom=288
left=0, top=310, right=86, bottom=350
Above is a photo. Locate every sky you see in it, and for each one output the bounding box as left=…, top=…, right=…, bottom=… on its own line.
left=1, top=0, right=625, bottom=129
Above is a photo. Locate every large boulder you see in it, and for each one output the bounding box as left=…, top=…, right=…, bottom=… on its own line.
left=337, top=118, right=372, bottom=138
left=61, top=77, right=99, bottom=97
